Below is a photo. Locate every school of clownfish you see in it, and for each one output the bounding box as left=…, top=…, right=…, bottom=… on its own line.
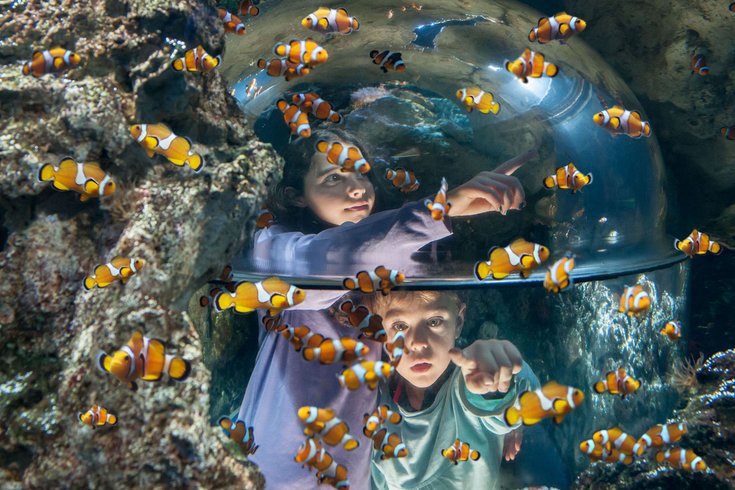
left=21, top=1, right=730, bottom=484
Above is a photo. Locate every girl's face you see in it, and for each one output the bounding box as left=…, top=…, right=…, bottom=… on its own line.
left=295, top=144, right=376, bottom=226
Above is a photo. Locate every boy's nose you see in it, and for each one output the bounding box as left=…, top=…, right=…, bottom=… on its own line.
left=406, top=328, right=429, bottom=354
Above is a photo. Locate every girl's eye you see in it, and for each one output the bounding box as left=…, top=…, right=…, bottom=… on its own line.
left=391, top=322, right=408, bottom=332
left=427, top=317, right=444, bottom=327
left=323, top=173, right=341, bottom=184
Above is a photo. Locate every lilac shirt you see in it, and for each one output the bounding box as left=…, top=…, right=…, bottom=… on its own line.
left=236, top=202, right=452, bottom=489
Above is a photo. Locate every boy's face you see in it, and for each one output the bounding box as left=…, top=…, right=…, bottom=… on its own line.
left=297, top=144, right=375, bottom=226
left=383, top=294, right=465, bottom=389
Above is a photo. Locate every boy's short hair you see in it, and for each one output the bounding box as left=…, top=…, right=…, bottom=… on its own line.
left=360, top=290, right=465, bottom=318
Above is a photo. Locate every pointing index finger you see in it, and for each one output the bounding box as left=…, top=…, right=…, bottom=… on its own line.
left=491, top=149, right=538, bottom=176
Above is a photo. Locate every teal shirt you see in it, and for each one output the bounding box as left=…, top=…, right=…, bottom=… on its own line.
left=370, top=362, right=538, bottom=490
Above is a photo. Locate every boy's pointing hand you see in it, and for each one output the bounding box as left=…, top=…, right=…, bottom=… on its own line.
left=449, top=340, right=523, bottom=395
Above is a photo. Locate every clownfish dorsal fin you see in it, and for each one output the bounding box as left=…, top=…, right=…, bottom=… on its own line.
left=218, top=416, right=232, bottom=432
left=31, top=50, right=45, bottom=60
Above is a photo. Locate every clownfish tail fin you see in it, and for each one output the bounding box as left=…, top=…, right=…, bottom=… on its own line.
left=83, top=275, right=97, bottom=290
left=38, top=163, right=55, bottom=182
left=168, top=356, right=191, bottom=381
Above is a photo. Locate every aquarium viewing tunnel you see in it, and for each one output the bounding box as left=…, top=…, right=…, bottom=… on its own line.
left=197, top=0, right=694, bottom=488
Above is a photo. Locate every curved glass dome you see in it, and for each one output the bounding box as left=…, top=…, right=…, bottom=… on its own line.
left=221, top=0, right=684, bottom=287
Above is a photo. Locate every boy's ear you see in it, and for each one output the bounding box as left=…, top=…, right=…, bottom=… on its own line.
left=455, top=302, right=466, bottom=339
left=284, top=186, right=307, bottom=207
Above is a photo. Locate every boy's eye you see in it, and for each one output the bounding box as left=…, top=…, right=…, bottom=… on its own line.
left=427, top=317, right=444, bottom=327
left=391, top=322, right=408, bottom=332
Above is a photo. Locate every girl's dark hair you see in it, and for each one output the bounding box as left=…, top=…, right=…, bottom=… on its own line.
left=266, top=128, right=388, bottom=234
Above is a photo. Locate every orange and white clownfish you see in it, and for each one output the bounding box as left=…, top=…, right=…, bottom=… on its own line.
left=338, top=360, right=393, bottom=391
left=315, top=139, right=371, bottom=173
left=722, top=126, right=735, bottom=140
left=544, top=254, right=575, bottom=293
left=372, top=428, right=408, bottom=460
left=674, top=229, right=722, bottom=257
left=257, top=58, right=310, bottom=80
left=579, top=439, right=609, bottom=461
left=238, top=0, right=259, bottom=17
left=592, top=427, right=640, bottom=459
left=363, top=404, right=402, bottom=438
left=425, top=177, right=451, bottom=220
left=660, top=321, right=682, bottom=341
left=199, top=265, right=236, bottom=307
left=295, top=438, right=350, bottom=489
left=38, top=157, right=116, bottom=202
left=636, top=423, right=687, bottom=456
left=213, top=276, right=305, bottom=315
left=503, top=380, right=585, bottom=426
left=302, top=7, right=359, bottom=34
left=96, top=330, right=191, bottom=391
left=276, top=99, right=312, bottom=139
left=274, top=38, right=328, bottom=67
left=339, top=300, right=387, bottom=342
left=218, top=416, right=259, bottom=455
left=690, top=51, right=710, bottom=76
left=281, top=325, right=325, bottom=352
left=593, top=367, right=641, bottom=399
left=343, top=266, right=405, bottom=296
left=385, top=168, right=420, bottom=193
left=218, top=8, right=246, bottom=35
left=83, top=256, right=144, bottom=290
left=171, top=45, right=221, bottom=73
left=303, top=337, right=370, bottom=365
left=384, top=331, right=405, bottom=367
left=505, top=48, right=558, bottom=83
left=618, top=285, right=651, bottom=316
left=543, top=162, right=593, bottom=193
left=655, top=447, right=708, bottom=472
left=441, top=439, right=480, bottom=465
left=593, top=106, right=652, bottom=139
left=456, top=87, right=500, bottom=114
left=528, top=12, right=586, bottom=44
left=129, top=123, right=204, bottom=172
left=730, top=2, right=735, bottom=12
left=79, top=404, right=117, bottom=429
left=475, top=238, right=550, bottom=281
left=369, top=50, right=406, bottom=73
left=292, top=92, right=343, bottom=124
left=298, top=406, right=359, bottom=450
left=255, top=204, right=274, bottom=229
left=22, top=47, right=81, bottom=77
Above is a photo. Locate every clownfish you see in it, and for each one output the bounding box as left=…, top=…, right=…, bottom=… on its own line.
left=369, top=50, right=406, bottom=73
left=292, top=92, right=343, bottom=124
left=218, top=416, right=258, bottom=455
left=96, top=330, right=191, bottom=391
left=218, top=8, right=246, bottom=35
left=660, top=321, right=682, bottom=341
left=690, top=51, right=710, bottom=76
left=593, top=105, right=652, bottom=139
left=425, top=177, right=451, bottom=220
left=543, top=162, right=593, bottom=193
left=674, top=229, right=722, bottom=257
left=277, top=99, right=312, bottom=139
left=83, top=256, right=144, bottom=290
left=295, top=438, right=350, bottom=489
left=338, top=360, right=393, bottom=390
left=79, top=404, right=117, bottom=429
left=255, top=204, right=274, bottom=229
left=384, top=331, right=405, bottom=367
left=298, top=406, right=359, bottom=450
left=302, top=7, right=359, bottom=34
left=655, top=447, right=708, bottom=472
left=593, top=367, right=641, bottom=399
left=214, top=276, right=305, bottom=315
left=722, top=126, right=735, bottom=140
left=503, top=380, right=585, bottom=426
left=363, top=405, right=402, bottom=438
left=618, top=285, right=651, bottom=316
left=130, top=123, right=204, bottom=172
left=579, top=439, right=609, bottom=460
left=385, top=168, right=420, bottom=193
left=274, top=38, right=328, bottom=67
left=636, top=423, right=687, bottom=456
left=730, top=2, right=735, bottom=12
left=22, top=47, right=81, bottom=77
left=339, top=300, right=387, bottom=342
left=544, top=255, right=575, bottom=293
left=528, top=12, right=586, bottom=44
left=343, top=266, right=405, bottom=296
left=303, top=337, right=370, bottom=365
left=505, top=48, right=558, bottom=83
left=315, top=139, right=371, bottom=173
left=38, top=157, right=116, bottom=202
left=372, top=428, right=408, bottom=460
left=593, top=427, right=641, bottom=459
left=238, top=0, right=259, bottom=17
left=199, top=265, right=236, bottom=307
left=475, top=238, right=550, bottom=281
left=456, top=87, right=500, bottom=114
left=441, top=439, right=480, bottom=465
left=281, top=325, right=325, bottom=352
left=257, top=58, right=311, bottom=81
left=171, top=45, right=221, bottom=73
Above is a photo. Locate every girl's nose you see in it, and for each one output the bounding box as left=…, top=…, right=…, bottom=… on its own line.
left=346, top=176, right=367, bottom=197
